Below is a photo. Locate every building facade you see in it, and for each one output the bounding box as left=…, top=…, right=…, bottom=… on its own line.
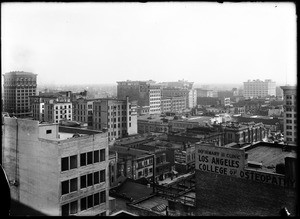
left=221, top=122, right=267, bottom=145
left=116, top=81, right=161, bottom=115
left=161, top=87, right=189, bottom=108
left=137, top=117, right=170, bottom=134
left=149, top=85, right=161, bottom=115
left=92, top=98, right=137, bottom=141
left=194, top=142, right=296, bottom=216
left=2, top=117, right=110, bottom=216
left=30, top=96, right=46, bottom=121
left=3, top=71, right=37, bottom=118
left=196, top=88, right=214, bottom=97
left=44, top=98, right=73, bottom=124
left=188, top=89, right=197, bottom=109
left=243, top=79, right=276, bottom=99
left=72, top=98, right=98, bottom=129
left=280, top=86, right=297, bottom=144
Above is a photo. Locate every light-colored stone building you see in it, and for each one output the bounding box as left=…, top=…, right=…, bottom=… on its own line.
left=243, top=79, right=276, bottom=99
left=280, top=86, right=297, bottom=144
left=2, top=117, right=110, bottom=216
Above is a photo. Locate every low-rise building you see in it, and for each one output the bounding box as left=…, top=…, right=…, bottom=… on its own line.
left=110, top=145, right=154, bottom=181
left=174, top=143, right=196, bottom=174
left=221, top=122, right=267, bottom=145
left=2, top=117, right=110, bottom=216
left=197, top=97, right=220, bottom=107
left=137, top=115, right=171, bottom=134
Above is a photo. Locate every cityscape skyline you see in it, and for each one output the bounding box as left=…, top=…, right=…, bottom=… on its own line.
left=1, top=2, right=297, bottom=86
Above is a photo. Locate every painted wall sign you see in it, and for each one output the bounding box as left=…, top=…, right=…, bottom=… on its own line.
left=195, top=144, right=294, bottom=188
left=196, top=145, right=245, bottom=177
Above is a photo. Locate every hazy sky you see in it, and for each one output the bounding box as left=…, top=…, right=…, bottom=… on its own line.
left=1, top=2, right=297, bottom=86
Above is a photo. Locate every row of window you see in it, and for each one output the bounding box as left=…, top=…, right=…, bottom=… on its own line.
left=80, top=149, right=106, bottom=167
left=286, top=113, right=296, bottom=118
left=61, top=191, right=106, bottom=216
left=286, top=119, right=296, bottom=124
left=80, top=170, right=105, bottom=189
left=61, top=171, right=106, bottom=196
left=286, top=125, right=297, bottom=130
left=56, top=105, right=71, bottom=109
left=61, top=149, right=105, bottom=172
left=56, top=115, right=71, bottom=119
left=286, top=131, right=297, bottom=136
left=286, top=137, right=296, bottom=142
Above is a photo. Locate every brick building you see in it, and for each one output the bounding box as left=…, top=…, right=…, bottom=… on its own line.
left=195, top=142, right=296, bottom=216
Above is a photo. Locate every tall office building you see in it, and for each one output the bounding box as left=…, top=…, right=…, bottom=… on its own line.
left=117, top=80, right=161, bottom=115
left=3, top=71, right=37, bottom=117
left=243, top=79, right=276, bottom=99
left=280, top=86, right=297, bottom=144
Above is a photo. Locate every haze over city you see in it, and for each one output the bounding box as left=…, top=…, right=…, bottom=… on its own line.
left=1, top=2, right=297, bottom=86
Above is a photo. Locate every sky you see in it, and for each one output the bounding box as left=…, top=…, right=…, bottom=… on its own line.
left=1, top=2, right=297, bottom=86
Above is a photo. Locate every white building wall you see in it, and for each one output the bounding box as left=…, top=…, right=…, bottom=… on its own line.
left=2, top=117, right=110, bottom=216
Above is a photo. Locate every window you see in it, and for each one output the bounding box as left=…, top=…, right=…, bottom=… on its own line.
left=80, top=153, right=86, bottom=166
left=94, top=171, right=100, bottom=184
left=61, top=177, right=77, bottom=195
left=94, top=150, right=99, bottom=163
left=46, top=129, right=52, bottom=134
left=81, top=197, right=87, bottom=211
left=94, top=193, right=100, bottom=206
left=70, top=155, right=77, bottom=169
left=100, top=191, right=106, bottom=203
left=87, top=173, right=93, bottom=186
left=61, top=203, right=69, bottom=216
left=70, top=201, right=78, bottom=215
left=70, top=178, right=77, bottom=192
left=61, top=157, right=69, bottom=171
left=100, top=169, right=105, bottom=183
left=61, top=181, right=69, bottom=195
left=88, top=195, right=93, bottom=208
left=100, top=149, right=105, bottom=162
left=87, top=151, right=93, bottom=165
left=80, top=175, right=86, bottom=189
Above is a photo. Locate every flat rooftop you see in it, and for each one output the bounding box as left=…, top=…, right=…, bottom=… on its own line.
left=246, top=145, right=296, bottom=173
left=115, top=180, right=153, bottom=201
left=135, top=196, right=168, bottom=215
